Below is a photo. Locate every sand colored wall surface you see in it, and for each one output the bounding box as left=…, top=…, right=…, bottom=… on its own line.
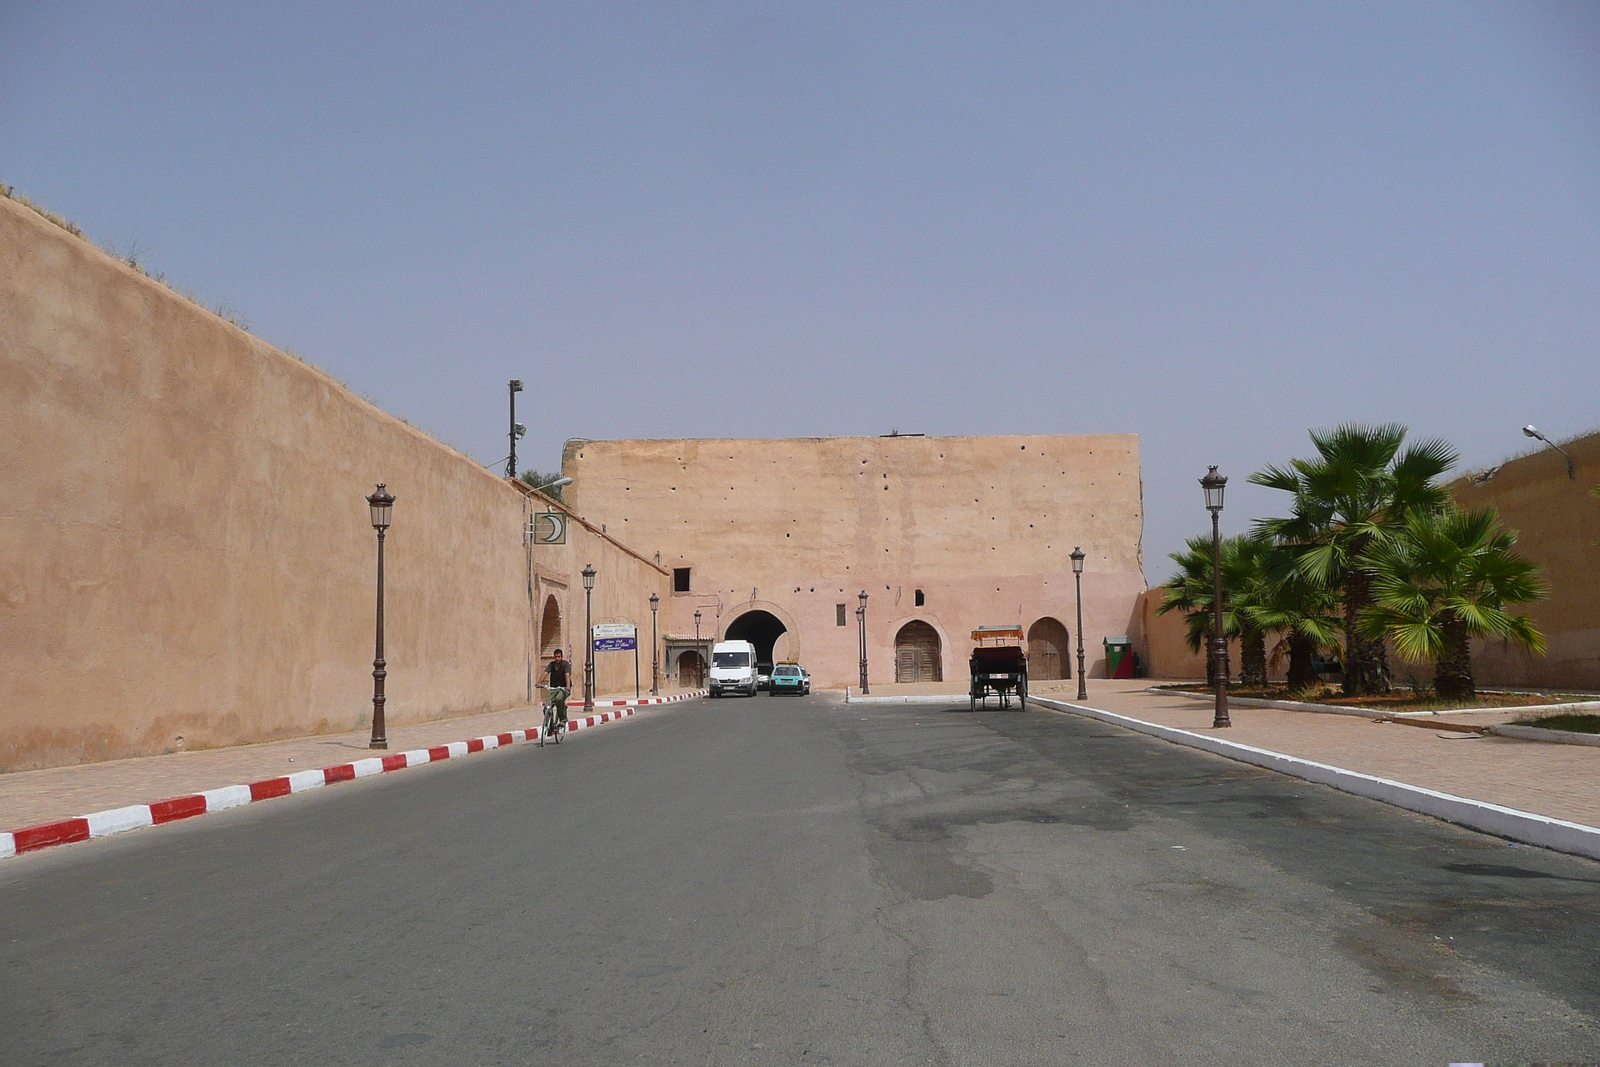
left=1137, top=588, right=1204, bottom=679
left=563, top=434, right=1146, bottom=688
left=0, top=198, right=666, bottom=772
left=1450, top=433, right=1600, bottom=690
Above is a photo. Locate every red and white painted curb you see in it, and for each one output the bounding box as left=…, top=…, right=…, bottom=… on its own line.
left=0, top=691, right=707, bottom=861
left=591, top=691, right=703, bottom=708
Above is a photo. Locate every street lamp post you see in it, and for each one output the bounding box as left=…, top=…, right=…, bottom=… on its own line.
left=694, top=609, right=703, bottom=689
left=582, top=564, right=596, bottom=711
left=649, top=593, right=660, bottom=696
left=506, top=380, right=524, bottom=479
left=1070, top=546, right=1087, bottom=702
left=1523, top=425, right=1577, bottom=480
left=1200, top=466, right=1230, bottom=728
left=856, top=590, right=870, bottom=695
left=366, top=484, right=395, bottom=749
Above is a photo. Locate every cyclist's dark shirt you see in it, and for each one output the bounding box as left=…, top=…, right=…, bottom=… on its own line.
left=548, top=660, right=571, bottom=688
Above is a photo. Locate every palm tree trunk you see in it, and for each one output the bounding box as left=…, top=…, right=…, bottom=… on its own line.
left=1240, top=629, right=1267, bottom=688
left=1285, top=629, right=1317, bottom=692
left=1433, top=611, right=1475, bottom=701
left=1342, top=566, right=1391, bottom=696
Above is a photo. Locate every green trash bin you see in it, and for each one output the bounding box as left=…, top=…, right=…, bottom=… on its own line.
left=1103, top=636, right=1135, bottom=680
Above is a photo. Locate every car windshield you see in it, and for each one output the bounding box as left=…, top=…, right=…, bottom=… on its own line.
left=774, top=666, right=800, bottom=677
left=713, top=652, right=749, bottom=668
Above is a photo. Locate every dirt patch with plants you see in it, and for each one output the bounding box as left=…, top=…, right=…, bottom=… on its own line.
left=1511, top=713, right=1600, bottom=735
left=1166, top=684, right=1589, bottom=713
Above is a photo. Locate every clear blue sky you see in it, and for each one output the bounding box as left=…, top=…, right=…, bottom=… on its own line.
left=4, top=2, right=1597, bottom=582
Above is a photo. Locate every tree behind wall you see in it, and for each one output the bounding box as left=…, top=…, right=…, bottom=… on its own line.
left=519, top=469, right=566, bottom=503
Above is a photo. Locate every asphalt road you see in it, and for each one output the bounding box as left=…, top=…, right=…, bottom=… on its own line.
left=3, top=693, right=1599, bottom=1066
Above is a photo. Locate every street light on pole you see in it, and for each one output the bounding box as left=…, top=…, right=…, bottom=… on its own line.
left=1070, top=546, right=1087, bottom=702
left=582, top=564, right=596, bottom=711
left=365, top=483, right=395, bottom=749
left=506, top=380, right=524, bottom=479
left=694, top=609, right=703, bottom=689
left=856, top=590, right=870, bottom=695
left=1523, top=425, right=1576, bottom=480
left=649, top=593, right=660, bottom=696
left=1200, top=466, right=1230, bottom=728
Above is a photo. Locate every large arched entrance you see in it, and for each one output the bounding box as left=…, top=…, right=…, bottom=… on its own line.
left=1027, top=617, right=1070, bottom=679
left=678, top=649, right=705, bottom=687
left=724, top=610, right=788, bottom=673
left=540, top=595, right=563, bottom=658
left=894, top=620, right=942, bottom=683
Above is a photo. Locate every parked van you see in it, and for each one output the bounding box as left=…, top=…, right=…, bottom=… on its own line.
left=709, top=640, right=759, bottom=698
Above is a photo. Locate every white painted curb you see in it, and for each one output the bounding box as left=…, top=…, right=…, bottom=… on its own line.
left=1034, top=697, right=1600, bottom=862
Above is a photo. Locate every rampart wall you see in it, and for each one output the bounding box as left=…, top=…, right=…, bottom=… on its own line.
left=0, top=197, right=667, bottom=772
left=1451, top=433, right=1600, bottom=691
left=564, top=434, right=1147, bottom=689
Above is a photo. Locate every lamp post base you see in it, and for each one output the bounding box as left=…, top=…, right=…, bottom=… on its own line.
left=1211, top=644, right=1231, bottom=729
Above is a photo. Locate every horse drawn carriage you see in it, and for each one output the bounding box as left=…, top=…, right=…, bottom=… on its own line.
left=969, top=625, right=1028, bottom=712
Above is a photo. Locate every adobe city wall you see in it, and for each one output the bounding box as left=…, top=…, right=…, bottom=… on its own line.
left=1451, top=432, right=1600, bottom=691
left=0, top=197, right=667, bottom=772
left=563, top=434, right=1148, bottom=689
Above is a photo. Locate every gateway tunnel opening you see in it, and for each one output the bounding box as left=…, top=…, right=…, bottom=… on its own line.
left=724, top=610, right=788, bottom=674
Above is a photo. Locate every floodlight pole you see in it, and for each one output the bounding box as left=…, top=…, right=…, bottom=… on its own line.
left=507, top=380, right=523, bottom=479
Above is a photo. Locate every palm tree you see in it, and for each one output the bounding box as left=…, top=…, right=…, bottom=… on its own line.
left=1359, top=506, right=1547, bottom=700
left=1251, top=423, right=1458, bottom=696
left=1243, top=568, right=1343, bottom=694
left=1157, top=534, right=1271, bottom=687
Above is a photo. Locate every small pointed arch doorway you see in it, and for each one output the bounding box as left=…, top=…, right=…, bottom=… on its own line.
left=678, top=649, right=705, bottom=688
left=894, top=620, right=943, bottom=683
left=540, top=595, right=563, bottom=659
left=1027, top=617, right=1070, bottom=680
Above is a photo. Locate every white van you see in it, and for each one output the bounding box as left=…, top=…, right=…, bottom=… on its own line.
left=708, top=640, right=759, bottom=698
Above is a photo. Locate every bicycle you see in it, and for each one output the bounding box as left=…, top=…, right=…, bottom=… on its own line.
left=536, top=685, right=569, bottom=747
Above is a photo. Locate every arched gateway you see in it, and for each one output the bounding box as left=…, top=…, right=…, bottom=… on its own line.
left=724, top=609, right=788, bottom=671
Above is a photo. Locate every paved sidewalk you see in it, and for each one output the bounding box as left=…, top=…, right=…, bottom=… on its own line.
left=0, top=688, right=700, bottom=832
left=1062, top=681, right=1600, bottom=829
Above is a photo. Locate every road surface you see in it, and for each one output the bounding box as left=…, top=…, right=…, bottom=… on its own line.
left=3, top=693, right=1598, bottom=1065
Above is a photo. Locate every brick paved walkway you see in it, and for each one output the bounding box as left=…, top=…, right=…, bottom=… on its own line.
left=0, top=689, right=697, bottom=831
left=1064, top=681, right=1600, bottom=829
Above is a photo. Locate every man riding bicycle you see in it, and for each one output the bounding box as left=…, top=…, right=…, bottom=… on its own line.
left=542, top=649, right=572, bottom=730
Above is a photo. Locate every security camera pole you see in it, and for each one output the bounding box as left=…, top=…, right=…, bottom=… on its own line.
left=506, top=379, right=524, bottom=479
